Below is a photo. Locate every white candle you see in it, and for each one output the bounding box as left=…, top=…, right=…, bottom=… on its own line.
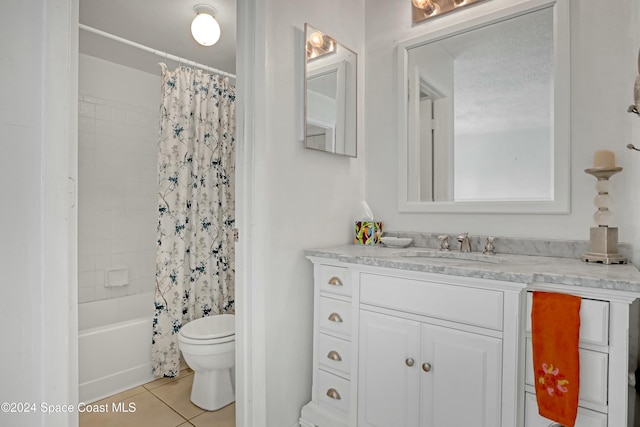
left=593, top=150, right=615, bottom=168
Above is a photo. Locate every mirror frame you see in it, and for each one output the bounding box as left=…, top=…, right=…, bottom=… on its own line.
left=397, top=0, right=570, bottom=213
left=304, top=23, right=358, bottom=158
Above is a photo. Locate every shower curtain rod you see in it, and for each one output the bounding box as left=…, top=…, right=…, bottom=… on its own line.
left=79, top=24, right=236, bottom=79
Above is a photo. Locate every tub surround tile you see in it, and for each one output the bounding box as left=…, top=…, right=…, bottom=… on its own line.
left=78, top=287, right=96, bottom=304
left=118, top=291, right=154, bottom=320
left=78, top=298, right=119, bottom=330
left=78, top=93, right=158, bottom=306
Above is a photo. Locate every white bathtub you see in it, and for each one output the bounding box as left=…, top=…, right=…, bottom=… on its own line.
left=78, top=293, right=155, bottom=403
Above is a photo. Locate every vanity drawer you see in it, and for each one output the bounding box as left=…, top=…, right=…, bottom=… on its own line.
left=318, top=369, right=351, bottom=415
left=526, top=293, right=609, bottom=347
left=319, top=264, right=352, bottom=297
left=319, top=296, right=352, bottom=339
left=318, top=333, right=351, bottom=378
left=359, top=273, right=504, bottom=330
left=525, top=339, right=608, bottom=409
left=525, top=393, right=607, bottom=427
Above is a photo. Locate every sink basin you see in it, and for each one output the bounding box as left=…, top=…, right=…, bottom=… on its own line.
left=394, top=249, right=508, bottom=264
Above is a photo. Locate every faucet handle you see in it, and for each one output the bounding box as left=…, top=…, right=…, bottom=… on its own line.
left=437, top=235, right=450, bottom=251
left=483, top=237, right=495, bottom=255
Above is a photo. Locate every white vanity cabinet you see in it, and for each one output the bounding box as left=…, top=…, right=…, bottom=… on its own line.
left=300, top=262, right=358, bottom=427
left=357, top=271, right=523, bottom=427
left=300, top=258, right=526, bottom=427
left=300, top=249, right=640, bottom=427
left=358, top=310, right=502, bottom=427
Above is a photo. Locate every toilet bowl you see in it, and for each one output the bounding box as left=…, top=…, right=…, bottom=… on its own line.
left=178, top=314, right=235, bottom=411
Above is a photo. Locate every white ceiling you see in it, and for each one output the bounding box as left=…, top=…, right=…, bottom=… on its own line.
left=79, top=0, right=237, bottom=76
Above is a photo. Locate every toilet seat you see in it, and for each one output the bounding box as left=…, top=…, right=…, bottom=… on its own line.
left=179, top=314, right=235, bottom=342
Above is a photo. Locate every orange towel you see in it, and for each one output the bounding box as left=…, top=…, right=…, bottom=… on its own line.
left=531, top=291, right=581, bottom=427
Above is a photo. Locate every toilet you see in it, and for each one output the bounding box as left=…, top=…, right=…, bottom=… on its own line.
left=178, top=314, right=235, bottom=411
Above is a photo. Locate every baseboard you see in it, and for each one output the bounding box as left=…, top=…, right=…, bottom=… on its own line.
left=79, top=363, right=155, bottom=403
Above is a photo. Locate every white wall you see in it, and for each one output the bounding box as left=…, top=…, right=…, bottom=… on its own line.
left=0, top=0, right=77, bottom=426
left=366, top=0, right=639, bottom=245
left=244, top=0, right=365, bottom=425
left=78, top=54, right=158, bottom=306
left=0, top=1, right=45, bottom=424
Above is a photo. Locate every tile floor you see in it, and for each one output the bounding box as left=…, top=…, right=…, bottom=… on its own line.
left=80, top=361, right=235, bottom=427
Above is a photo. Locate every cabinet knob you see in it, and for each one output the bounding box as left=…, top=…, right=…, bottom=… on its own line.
left=422, top=362, right=432, bottom=372
left=326, top=388, right=341, bottom=400
left=328, top=276, right=343, bottom=286
left=328, top=312, right=343, bottom=323
left=327, top=350, right=342, bottom=361
left=405, top=358, right=415, bottom=367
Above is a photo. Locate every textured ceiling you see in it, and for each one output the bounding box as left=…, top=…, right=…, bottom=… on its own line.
left=79, top=0, right=236, bottom=76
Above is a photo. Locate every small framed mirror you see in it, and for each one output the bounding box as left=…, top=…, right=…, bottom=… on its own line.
left=304, top=23, right=357, bottom=157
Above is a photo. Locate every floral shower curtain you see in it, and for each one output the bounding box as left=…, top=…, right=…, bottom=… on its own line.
left=152, top=64, right=236, bottom=377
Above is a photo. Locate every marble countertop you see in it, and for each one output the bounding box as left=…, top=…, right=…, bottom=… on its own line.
left=305, top=244, right=640, bottom=293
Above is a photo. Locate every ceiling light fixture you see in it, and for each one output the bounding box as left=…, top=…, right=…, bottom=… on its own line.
left=412, top=0, right=484, bottom=24
left=191, top=4, right=221, bottom=46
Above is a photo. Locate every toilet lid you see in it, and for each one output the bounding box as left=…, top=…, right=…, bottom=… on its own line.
left=180, top=314, right=235, bottom=340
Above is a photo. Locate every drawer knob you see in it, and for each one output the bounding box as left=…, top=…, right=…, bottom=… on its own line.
left=422, top=362, right=432, bottom=372
left=405, top=358, right=415, bottom=367
left=328, top=276, right=343, bottom=286
left=327, top=350, right=342, bottom=361
left=328, top=312, right=343, bottom=323
left=326, top=388, right=341, bottom=400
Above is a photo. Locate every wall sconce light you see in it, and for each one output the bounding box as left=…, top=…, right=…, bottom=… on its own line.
left=306, top=30, right=337, bottom=60
left=412, top=0, right=485, bottom=24
left=191, top=4, right=221, bottom=46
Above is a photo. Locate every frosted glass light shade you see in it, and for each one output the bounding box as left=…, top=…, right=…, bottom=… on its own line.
left=191, top=13, right=221, bottom=46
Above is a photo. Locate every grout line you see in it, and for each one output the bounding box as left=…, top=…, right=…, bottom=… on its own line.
left=142, top=374, right=183, bottom=390
left=152, top=395, right=190, bottom=426
left=153, top=394, right=192, bottom=424
left=147, top=373, right=203, bottom=422
left=80, top=372, right=217, bottom=427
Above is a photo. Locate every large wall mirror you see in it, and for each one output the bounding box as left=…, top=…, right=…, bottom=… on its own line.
left=305, top=23, right=357, bottom=157
left=397, top=0, right=570, bottom=213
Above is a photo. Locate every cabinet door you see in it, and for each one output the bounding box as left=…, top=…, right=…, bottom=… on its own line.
left=420, top=324, right=502, bottom=427
left=358, top=310, right=420, bottom=427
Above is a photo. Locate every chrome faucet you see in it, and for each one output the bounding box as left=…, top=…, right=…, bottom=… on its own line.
left=457, top=232, right=471, bottom=253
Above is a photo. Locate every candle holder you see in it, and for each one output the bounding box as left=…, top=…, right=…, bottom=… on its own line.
left=582, top=167, right=627, bottom=264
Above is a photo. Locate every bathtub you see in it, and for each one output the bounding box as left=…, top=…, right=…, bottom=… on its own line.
left=78, top=293, right=155, bottom=403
